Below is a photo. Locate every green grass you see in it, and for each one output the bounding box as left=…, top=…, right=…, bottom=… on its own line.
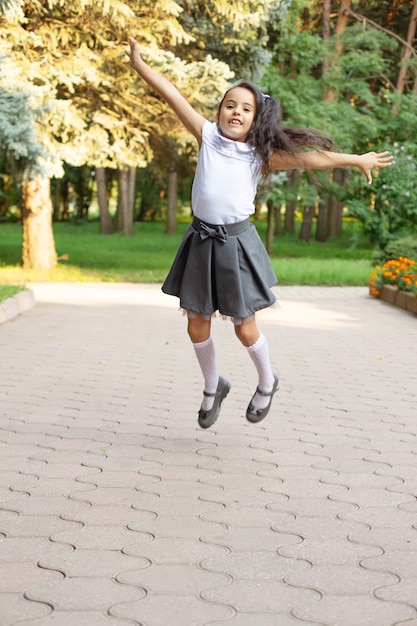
left=0, top=219, right=374, bottom=286
left=0, top=284, right=27, bottom=303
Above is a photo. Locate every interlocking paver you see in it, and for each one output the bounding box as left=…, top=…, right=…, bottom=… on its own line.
left=286, top=563, right=398, bottom=594
left=293, top=595, right=416, bottom=626
left=275, top=478, right=348, bottom=499
left=322, top=471, right=401, bottom=489
left=217, top=616, right=324, bottom=626
left=207, top=525, right=294, bottom=552
left=271, top=514, right=371, bottom=541
left=132, top=495, right=222, bottom=519
left=123, top=535, right=228, bottom=564
left=0, top=562, right=62, bottom=591
left=203, top=504, right=296, bottom=529
left=0, top=536, right=74, bottom=563
left=350, top=526, right=417, bottom=551
left=267, top=495, right=357, bottom=518
left=0, top=494, right=91, bottom=517
left=376, top=578, right=417, bottom=608
left=116, top=562, right=230, bottom=594
left=340, top=505, right=417, bottom=528
left=61, top=501, right=156, bottom=528
left=202, top=578, right=320, bottom=612
left=25, top=612, right=136, bottom=626
left=128, top=513, right=226, bottom=539
left=204, top=550, right=311, bottom=581
left=279, top=537, right=382, bottom=564
left=0, top=515, right=81, bottom=538
left=110, top=593, right=235, bottom=624
left=26, top=577, right=145, bottom=610
left=0, top=592, right=51, bottom=625
left=0, top=283, right=416, bottom=625
left=363, top=551, right=417, bottom=578
left=52, top=524, right=152, bottom=551
left=40, top=547, right=150, bottom=578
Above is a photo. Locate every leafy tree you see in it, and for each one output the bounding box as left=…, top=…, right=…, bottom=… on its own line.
left=0, top=50, right=59, bottom=268
left=347, top=139, right=417, bottom=248
left=2, top=0, right=415, bottom=265
left=0, top=0, right=23, bottom=20
left=0, top=0, right=239, bottom=261
left=176, top=0, right=276, bottom=79
left=261, top=0, right=417, bottom=245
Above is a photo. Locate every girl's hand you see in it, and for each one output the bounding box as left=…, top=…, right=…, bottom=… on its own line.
left=123, top=35, right=206, bottom=144
left=357, top=151, right=393, bottom=184
left=124, top=36, right=143, bottom=70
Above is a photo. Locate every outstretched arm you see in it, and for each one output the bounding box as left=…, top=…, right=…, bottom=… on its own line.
left=269, top=150, right=393, bottom=184
left=125, top=36, right=206, bottom=146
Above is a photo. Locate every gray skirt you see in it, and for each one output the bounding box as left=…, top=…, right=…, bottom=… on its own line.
left=162, top=217, right=277, bottom=319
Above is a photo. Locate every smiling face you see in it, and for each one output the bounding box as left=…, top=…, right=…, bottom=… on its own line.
left=217, top=86, right=257, bottom=142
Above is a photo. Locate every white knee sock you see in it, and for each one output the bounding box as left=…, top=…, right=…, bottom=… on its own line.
left=193, top=337, right=219, bottom=411
left=246, top=333, right=275, bottom=409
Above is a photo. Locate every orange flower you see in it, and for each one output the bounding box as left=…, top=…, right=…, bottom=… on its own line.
left=370, top=255, right=417, bottom=297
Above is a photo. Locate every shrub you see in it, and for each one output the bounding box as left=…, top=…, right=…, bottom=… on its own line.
left=372, top=235, right=417, bottom=266
left=348, top=141, right=417, bottom=250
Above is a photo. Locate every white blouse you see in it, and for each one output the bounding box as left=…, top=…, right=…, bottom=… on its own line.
left=191, top=121, right=261, bottom=225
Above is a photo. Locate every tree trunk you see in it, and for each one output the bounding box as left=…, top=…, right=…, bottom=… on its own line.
left=394, top=1, right=417, bottom=112
left=316, top=188, right=330, bottom=242
left=327, top=169, right=346, bottom=237
left=320, top=1, right=350, bottom=223
left=254, top=201, right=262, bottom=219
left=166, top=166, right=178, bottom=234
left=128, top=166, right=137, bottom=222
left=266, top=199, right=274, bottom=255
left=299, top=205, right=314, bottom=242
left=22, top=175, right=58, bottom=269
left=322, top=0, right=332, bottom=101
left=274, top=205, right=282, bottom=235
left=322, top=0, right=350, bottom=102
left=284, top=170, right=299, bottom=233
left=114, top=170, right=123, bottom=232
left=52, top=179, right=60, bottom=221
left=284, top=201, right=296, bottom=233
left=61, top=179, right=69, bottom=221
left=117, top=167, right=133, bottom=235
left=335, top=0, right=351, bottom=42
left=95, top=167, right=113, bottom=234
left=76, top=166, right=85, bottom=222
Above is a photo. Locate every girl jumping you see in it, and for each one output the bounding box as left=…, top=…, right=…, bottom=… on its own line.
left=125, top=36, right=392, bottom=429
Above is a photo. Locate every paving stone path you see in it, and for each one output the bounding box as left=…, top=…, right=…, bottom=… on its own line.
left=0, top=283, right=416, bottom=626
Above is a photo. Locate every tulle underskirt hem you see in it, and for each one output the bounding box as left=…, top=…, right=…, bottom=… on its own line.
left=179, top=301, right=281, bottom=325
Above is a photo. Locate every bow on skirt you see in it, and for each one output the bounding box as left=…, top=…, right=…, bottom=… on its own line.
left=199, top=222, right=228, bottom=243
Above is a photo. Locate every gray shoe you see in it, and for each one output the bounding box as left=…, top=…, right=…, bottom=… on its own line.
left=198, top=376, right=231, bottom=429
left=246, top=375, right=279, bottom=423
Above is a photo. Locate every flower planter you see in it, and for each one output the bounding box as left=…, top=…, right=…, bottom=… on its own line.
left=403, top=292, right=417, bottom=314
left=379, top=285, right=417, bottom=315
left=395, top=290, right=409, bottom=310
left=380, top=284, right=398, bottom=305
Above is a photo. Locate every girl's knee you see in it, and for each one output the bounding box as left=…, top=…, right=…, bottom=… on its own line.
left=234, top=320, right=260, bottom=347
left=187, top=316, right=211, bottom=343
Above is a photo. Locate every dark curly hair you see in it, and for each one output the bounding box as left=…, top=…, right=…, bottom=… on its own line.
left=218, top=81, right=334, bottom=178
